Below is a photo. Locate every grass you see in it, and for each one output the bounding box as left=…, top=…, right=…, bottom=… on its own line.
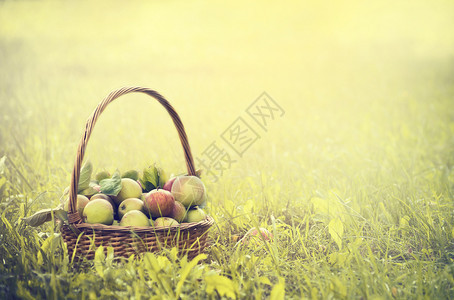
left=1, top=0, right=454, bottom=298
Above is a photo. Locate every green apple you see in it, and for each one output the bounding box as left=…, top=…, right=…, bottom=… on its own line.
left=114, top=178, right=142, bottom=205
left=64, top=194, right=90, bottom=218
left=120, top=210, right=150, bottom=227
left=171, top=176, right=206, bottom=207
left=183, top=207, right=207, bottom=223
left=95, top=171, right=111, bottom=182
left=169, top=201, right=187, bottom=223
left=163, top=177, right=177, bottom=192
left=122, top=170, right=139, bottom=181
left=153, top=217, right=179, bottom=227
left=83, top=199, right=114, bottom=225
left=118, top=198, right=146, bottom=219
left=90, top=193, right=116, bottom=209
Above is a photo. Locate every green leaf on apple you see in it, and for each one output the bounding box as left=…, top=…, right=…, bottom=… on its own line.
left=140, top=165, right=158, bottom=192
left=140, top=163, right=168, bottom=192
left=99, top=171, right=122, bottom=196
left=78, top=160, right=93, bottom=193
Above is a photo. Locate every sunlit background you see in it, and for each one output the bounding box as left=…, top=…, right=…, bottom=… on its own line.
left=1, top=0, right=453, bottom=203
left=2, top=1, right=454, bottom=297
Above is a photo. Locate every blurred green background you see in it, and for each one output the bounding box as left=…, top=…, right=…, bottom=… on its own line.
left=1, top=1, right=454, bottom=298
left=1, top=0, right=453, bottom=204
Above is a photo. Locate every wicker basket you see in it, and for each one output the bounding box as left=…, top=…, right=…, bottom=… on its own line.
left=61, top=87, right=214, bottom=260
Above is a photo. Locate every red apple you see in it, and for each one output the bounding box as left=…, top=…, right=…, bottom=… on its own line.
left=163, top=177, right=177, bottom=192
left=169, top=201, right=186, bottom=223
left=144, top=189, right=175, bottom=218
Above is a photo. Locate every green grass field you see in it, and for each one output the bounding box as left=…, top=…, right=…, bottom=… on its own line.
left=1, top=0, right=454, bottom=298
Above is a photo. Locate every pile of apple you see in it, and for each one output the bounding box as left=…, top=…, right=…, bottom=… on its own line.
left=67, top=166, right=208, bottom=228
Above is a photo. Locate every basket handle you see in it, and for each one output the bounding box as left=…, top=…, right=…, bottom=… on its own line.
left=68, top=87, right=196, bottom=224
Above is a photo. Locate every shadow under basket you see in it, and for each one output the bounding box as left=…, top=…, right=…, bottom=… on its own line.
left=62, top=87, right=214, bottom=260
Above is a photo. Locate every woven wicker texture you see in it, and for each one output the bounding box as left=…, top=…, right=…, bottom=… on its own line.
left=61, top=87, right=213, bottom=260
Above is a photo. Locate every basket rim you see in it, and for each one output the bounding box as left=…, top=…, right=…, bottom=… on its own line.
left=63, top=215, right=214, bottom=233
